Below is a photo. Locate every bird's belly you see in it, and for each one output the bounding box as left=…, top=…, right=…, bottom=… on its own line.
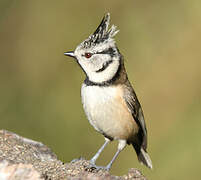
left=81, top=85, right=138, bottom=140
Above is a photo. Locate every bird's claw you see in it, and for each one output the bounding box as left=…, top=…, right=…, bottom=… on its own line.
left=87, top=162, right=110, bottom=171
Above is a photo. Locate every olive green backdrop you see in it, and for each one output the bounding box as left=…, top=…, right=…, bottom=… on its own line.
left=0, top=0, right=200, bottom=179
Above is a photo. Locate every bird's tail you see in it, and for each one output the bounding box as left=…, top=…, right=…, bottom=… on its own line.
left=132, top=144, right=153, bottom=169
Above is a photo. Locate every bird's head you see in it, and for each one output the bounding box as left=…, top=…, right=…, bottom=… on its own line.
left=64, top=13, right=122, bottom=84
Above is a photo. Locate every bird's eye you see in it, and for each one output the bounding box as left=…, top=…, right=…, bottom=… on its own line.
left=84, top=52, right=92, bottom=58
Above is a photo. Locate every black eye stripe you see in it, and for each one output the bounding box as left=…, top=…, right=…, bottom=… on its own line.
left=81, top=48, right=116, bottom=58
left=96, top=48, right=116, bottom=57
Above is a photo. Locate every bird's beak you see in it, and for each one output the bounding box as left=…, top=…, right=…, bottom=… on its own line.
left=64, top=51, right=75, bottom=58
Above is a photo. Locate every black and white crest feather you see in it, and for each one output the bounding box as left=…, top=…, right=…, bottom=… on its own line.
left=82, top=13, right=119, bottom=48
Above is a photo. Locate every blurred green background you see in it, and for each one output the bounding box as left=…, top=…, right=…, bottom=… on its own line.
left=0, top=0, right=201, bottom=179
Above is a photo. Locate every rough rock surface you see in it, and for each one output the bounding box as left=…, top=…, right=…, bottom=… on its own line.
left=0, top=130, right=147, bottom=180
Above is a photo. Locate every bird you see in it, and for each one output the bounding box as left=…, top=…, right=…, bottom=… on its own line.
left=64, top=13, right=152, bottom=170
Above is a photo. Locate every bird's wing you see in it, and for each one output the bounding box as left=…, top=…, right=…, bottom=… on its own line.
left=123, top=81, right=147, bottom=149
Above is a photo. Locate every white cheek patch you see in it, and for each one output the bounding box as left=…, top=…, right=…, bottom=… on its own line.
left=87, top=59, right=120, bottom=83
left=90, top=54, right=110, bottom=71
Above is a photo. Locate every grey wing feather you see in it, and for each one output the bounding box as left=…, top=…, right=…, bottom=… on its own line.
left=123, top=82, right=148, bottom=149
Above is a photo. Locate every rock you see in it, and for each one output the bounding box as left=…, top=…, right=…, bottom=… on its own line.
left=0, top=161, right=43, bottom=180
left=0, top=130, right=147, bottom=180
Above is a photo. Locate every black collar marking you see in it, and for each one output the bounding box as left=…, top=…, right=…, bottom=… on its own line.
left=84, top=62, right=122, bottom=87
left=96, top=60, right=113, bottom=73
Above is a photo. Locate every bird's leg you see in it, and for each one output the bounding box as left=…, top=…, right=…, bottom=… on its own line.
left=105, top=140, right=127, bottom=170
left=90, top=138, right=110, bottom=165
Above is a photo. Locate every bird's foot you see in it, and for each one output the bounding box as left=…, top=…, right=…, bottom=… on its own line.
left=87, top=161, right=110, bottom=171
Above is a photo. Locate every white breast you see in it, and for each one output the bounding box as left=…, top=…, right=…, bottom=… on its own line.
left=81, top=83, right=138, bottom=140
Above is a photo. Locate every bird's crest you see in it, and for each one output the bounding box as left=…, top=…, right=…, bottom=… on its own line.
left=82, top=13, right=119, bottom=49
